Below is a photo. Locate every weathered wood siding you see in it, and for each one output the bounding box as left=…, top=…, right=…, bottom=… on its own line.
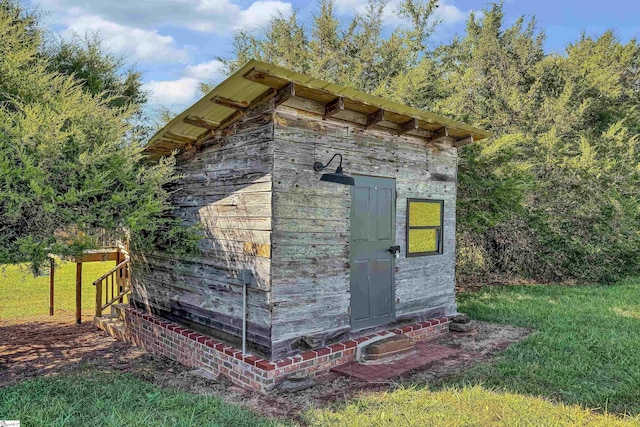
left=270, top=107, right=458, bottom=357
left=130, top=101, right=275, bottom=355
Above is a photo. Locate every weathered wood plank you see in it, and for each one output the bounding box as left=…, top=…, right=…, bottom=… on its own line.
left=212, top=95, right=250, bottom=110
left=275, top=82, right=295, bottom=106
left=272, top=243, right=347, bottom=260
left=270, top=108, right=460, bottom=344
left=454, top=135, right=473, bottom=147
left=183, top=114, right=220, bottom=130
left=201, top=229, right=272, bottom=244
left=171, top=186, right=271, bottom=206
left=366, top=109, right=384, bottom=128
left=134, top=252, right=271, bottom=290
left=430, top=126, right=449, bottom=140
left=272, top=231, right=349, bottom=245
left=323, top=96, right=344, bottom=119
left=271, top=275, right=349, bottom=303
left=273, top=204, right=347, bottom=221
left=397, top=118, right=418, bottom=135
left=273, top=217, right=347, bottom=233
left=132, top=99, right=276, bottom=355
left=163, top=131, right=197, bottom=145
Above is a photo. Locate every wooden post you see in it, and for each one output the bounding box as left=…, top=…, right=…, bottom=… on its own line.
left=95, top=277, right=102, bottom=318
left=49, top=258, right=55, bottom=316
left=116, top=250, right=124, bottom=304
left=76, top=262, right=82, bottom=324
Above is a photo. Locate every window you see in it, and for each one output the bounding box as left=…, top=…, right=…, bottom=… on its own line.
left=406, top=199, right=444, bottom=257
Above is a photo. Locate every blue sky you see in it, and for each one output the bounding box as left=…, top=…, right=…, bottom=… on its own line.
left=25, top=0, right=640, bottom=114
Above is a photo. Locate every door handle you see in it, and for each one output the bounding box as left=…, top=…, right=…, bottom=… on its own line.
left=388, top=246, right=400, bottom=257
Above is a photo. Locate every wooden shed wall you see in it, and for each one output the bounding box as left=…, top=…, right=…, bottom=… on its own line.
left=270, top=107, right=458, bottom=357
left=130, top=102, right=275, bottom=355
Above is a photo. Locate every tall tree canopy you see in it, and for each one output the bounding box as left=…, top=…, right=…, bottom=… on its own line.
left=223, top=0, right=640, bottom=284
left=0, top=0, right=197, bottom=272
left=44, top=33, right=147, bottom=112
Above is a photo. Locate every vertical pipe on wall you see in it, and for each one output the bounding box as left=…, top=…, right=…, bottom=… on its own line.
left=239, top=269, right=252, bottom=355
left=242, top=281, right=247, bottom=355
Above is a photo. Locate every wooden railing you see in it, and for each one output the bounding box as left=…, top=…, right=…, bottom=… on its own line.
left=93, top=258, right=130, bottom=317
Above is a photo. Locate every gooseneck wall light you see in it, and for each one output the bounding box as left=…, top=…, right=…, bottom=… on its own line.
left=313, top=153, right=355, bottom=186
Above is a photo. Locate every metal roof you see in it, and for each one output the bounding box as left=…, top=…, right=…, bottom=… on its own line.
left=144, top=60, right=492, bottom=159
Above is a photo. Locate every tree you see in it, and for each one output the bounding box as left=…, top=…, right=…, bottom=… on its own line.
left=220, top=0, right=442, bottom=104
left=437, top=4, right=640, bottom=283
left=0, top=0, right=198, bottom=273
left=222, top=0, right=640, bottom=284
left=44, top=33, right=147, bottom=111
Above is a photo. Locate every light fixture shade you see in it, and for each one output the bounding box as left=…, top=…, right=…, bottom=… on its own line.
left=314, top=155, right=355, bottom=186
left=320, top=171, right=355, bottom=186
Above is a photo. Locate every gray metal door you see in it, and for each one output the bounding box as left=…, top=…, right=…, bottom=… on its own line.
left=350, top=175, right=396, bottom=330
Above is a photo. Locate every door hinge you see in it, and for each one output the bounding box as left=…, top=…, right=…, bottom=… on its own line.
left=347, top=306, right=351, bottom=315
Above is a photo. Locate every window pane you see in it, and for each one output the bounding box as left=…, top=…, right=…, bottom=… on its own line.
left=408, top=228, right=437, bottom=253
left=409, top=201, right=441, bottom=227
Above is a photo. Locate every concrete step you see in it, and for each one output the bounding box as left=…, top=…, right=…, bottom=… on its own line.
left=360, top=334, right=416, bottom=363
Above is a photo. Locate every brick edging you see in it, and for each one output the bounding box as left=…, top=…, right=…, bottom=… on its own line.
left=122, top=307, right=450, bottom=392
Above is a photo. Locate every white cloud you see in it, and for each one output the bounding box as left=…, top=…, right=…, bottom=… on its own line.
left=192, top=0, right=292, bottom=33
left=144, top=77, right=200, bottom=106
left=184, top=59, right=226, bottom=81
left=37, top=0, right=293, bottom=36
left=62, top=14, right=188, bottom=63
left=435, top=2, right=467, bottom=24
left=334, top=0, right=470, bottom=27
left=144, top=59, right=228, bottom=107
left=237, top=1, right=293, bottom=30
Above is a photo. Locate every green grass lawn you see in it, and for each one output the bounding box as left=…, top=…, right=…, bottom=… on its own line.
left=0, top=372, right=287, bottom=427
left=306, top=385, right=638, bottom=426
left=307, top=279, right=640, bottom=425
left=0, top=261, right=114, bottom=321
left=3, top=267, right=640, bottom=425
left=449, top=279, right=640, bottom=415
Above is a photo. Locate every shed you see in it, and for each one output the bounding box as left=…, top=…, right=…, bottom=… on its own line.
left=130, top=60, right=491, bottom=364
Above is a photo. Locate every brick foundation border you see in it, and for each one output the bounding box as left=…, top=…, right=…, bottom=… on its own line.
left=122, top=307, right=450, bottom=392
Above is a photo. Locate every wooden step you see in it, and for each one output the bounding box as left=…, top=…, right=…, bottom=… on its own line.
left=110, top=303, right=128, bottom=321
left=361, top=334, right=416, bottom=362
left=93, top=315, right=127, bottom=342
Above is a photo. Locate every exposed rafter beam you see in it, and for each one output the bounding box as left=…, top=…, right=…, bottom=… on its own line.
left=212, top=96, right=250, bottom=111
left=242, top=68, right=272, bottom=84
left=193, top=110, right=245, bottom=148
left=218, top=110, right=243, bottom=131
left=162, top=131, right=197, bottom=145
left=275, top=82, right=295, bottom=106
left=430, top=126, right=449, bottom=141
left=251, top=87, right=277, bottom=107
left=366, top=109, right=384, bottom=128
left=155, top=140, right=182, bottom=149
left=323, top=96, right=344, bottom=120
left=397, top=118, right=419, bottom=135
left=183, top=114, right=220, bottom=130
left=212, top=88, right=276, bottom=112
left=239, top=66, right=490, bottom=144
left=194, top=129, right=215, bottom=146
left=454, top=135, right=474, bottom=147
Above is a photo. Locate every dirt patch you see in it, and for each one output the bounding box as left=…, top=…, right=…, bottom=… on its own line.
left=0, top=314, right=530, bottom=423
left=0, top=315, right=146, bottom=388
